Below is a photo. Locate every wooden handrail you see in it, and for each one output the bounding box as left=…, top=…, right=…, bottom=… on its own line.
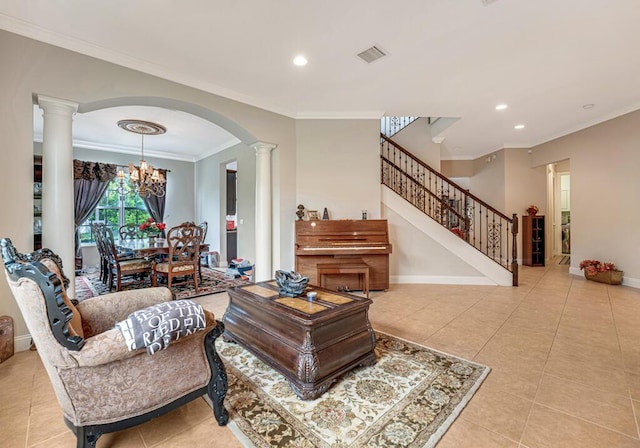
left=381, top=133, right=511, bottom=222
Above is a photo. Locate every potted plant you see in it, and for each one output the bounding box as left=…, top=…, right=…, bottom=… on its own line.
left=139, top=218, right=166, bottom=243
left=526, top=205, right=539, bottom=216
left=579, top=259, right=623, bottom=285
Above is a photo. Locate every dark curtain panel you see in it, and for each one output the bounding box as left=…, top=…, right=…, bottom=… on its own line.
left=142, top=168, right=167, bottom=237
left=73, top=160, right=117, bottom=266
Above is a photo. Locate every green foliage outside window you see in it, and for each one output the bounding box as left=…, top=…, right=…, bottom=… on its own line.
left=78, top=177, right=151, bottom=243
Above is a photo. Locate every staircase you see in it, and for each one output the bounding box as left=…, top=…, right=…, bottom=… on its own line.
left=380, top=132, right=519, bottom=286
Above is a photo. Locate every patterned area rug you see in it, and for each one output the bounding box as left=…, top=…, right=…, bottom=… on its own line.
left=215, top=332, right=490, bottom=447
left=559, top=256, right=571, bottom=265
left=75, top=267, right=249, bottom=301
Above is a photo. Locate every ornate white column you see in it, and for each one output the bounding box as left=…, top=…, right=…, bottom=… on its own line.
left=37, top=95, right=78, bottom=296
left=252, top=142, right=277, bottom=282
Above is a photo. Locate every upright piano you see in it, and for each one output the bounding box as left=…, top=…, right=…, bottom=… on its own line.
left=295, top=219, right=392, bottom=291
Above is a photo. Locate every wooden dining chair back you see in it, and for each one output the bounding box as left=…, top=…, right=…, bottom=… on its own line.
left=90, top=223, right=109, bottom=284
left=118, top=223, right=141, bottom=240
left=103, top=228, right=152, bottom=291
left=152, top=224, right=203, bottom=293
left=200, top=221, right=208, bottom=242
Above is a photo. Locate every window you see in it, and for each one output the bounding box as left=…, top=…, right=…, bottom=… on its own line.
left=78, top=177, right=151, bottom=244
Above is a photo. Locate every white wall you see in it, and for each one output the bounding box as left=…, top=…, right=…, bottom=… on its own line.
left=296, top=119, right=380, bottom=220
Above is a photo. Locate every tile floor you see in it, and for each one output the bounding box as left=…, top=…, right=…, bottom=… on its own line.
left=2, top=260, right=640, bottom=447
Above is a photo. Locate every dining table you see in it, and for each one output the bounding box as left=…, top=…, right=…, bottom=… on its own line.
left=116, top=238, right=210, bottom=258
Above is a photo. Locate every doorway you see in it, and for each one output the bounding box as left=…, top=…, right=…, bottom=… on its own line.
left=552, top=166, right=570, bottom=257
left=225, top=161, right=237, bottom=263
left=559, top=173, right=570, bottom=254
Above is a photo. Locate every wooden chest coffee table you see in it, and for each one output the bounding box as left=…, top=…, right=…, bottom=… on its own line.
left=223, top=280, right=376, bottom=400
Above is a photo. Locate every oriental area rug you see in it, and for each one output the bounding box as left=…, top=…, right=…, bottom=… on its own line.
left=214, top=331, right=490, bottom=448
left=75, top=267, right=249, bottom=302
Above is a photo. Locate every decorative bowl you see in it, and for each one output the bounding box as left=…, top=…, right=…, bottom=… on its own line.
left=274, top=270, right=309, bottom=297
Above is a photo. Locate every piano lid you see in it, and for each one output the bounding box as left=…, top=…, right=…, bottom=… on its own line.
left=295, top=219, right=390, bottom=247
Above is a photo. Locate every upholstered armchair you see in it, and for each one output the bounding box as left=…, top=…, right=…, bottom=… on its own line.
left=1, top=238, right=228, bottom=448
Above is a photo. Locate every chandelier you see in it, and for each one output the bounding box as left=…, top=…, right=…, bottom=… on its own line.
left=116, top=119, right=167, bottom=198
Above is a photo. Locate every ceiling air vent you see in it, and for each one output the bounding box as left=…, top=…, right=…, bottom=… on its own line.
left=357, top=46, right=387, bottom=64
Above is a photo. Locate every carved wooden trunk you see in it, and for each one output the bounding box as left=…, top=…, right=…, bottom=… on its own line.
left=224, top=281, right=376, bottom=400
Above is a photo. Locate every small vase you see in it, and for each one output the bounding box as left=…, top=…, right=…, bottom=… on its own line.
left=148, top=236, right=156, bottom=244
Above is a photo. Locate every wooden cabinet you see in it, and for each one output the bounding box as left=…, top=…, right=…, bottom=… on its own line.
left=522, top=215, right=545, bottom=266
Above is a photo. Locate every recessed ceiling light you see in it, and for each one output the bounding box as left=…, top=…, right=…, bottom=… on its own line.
left=514, top=124, right=525, bottom=130
left=582, top=103, right=595, bottom=110
left=495, top=104, right=508, bottom=110
left=293, top=55, right=308, bottom=66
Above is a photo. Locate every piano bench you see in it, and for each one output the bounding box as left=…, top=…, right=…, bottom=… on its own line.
left=317, top=260, right=370, bottom=298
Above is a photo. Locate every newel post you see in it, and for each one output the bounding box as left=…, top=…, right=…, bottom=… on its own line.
left=511, top=213, right=519, bottom=286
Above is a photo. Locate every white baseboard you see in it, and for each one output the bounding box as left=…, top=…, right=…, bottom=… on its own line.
left=391, top=275, right=499, bottom=286
left=14, top=335, right=32, bottom=352
left=623, top=277, right=640, bottom=289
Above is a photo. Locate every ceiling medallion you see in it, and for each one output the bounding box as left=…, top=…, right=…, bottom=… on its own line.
left=116, top=119, right=167, bottom=198
left=117, top=119, right=167, bottom=136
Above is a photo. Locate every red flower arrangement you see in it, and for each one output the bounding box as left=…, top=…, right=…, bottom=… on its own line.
left=579, top=259, right=618, bottom=276
left=139, top=218, right=166, bottom=234
left=526, top=205, right=539, bottom=216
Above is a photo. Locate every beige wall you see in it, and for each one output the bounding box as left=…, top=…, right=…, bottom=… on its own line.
left=384, top=206, right=482, bottom=277
left=504, top=148, right=547, bottom=261
left=469, top=150, right=506, bottom=212
left=389, top=117, right=442, bottom=171
left=441, top=160, right=474, bottom=178
left=195, top=142, right=257, bottom=265
left=531, top=110, right=640, bottom=284
left=295, top=119, right=381, bottom=220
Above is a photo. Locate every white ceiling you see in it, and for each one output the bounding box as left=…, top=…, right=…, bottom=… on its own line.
left=7, top=0, right=640, bottom=160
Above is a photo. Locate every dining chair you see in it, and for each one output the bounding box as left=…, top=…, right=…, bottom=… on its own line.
left=200, top=221, right=208, bottom=241
left=152, top=224, right=202, bottom=293
left=119, top=223, right=141, bottom=240
left=90, top=223, right=109, bottom=284
left=104, top=228, right=153, bottom=291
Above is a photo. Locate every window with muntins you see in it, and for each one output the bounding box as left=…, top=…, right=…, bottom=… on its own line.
left=78, top=177, right=151, bottom=244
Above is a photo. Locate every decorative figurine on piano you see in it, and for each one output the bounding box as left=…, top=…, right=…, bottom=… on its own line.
left=296, top=204, right=305, bottom=221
